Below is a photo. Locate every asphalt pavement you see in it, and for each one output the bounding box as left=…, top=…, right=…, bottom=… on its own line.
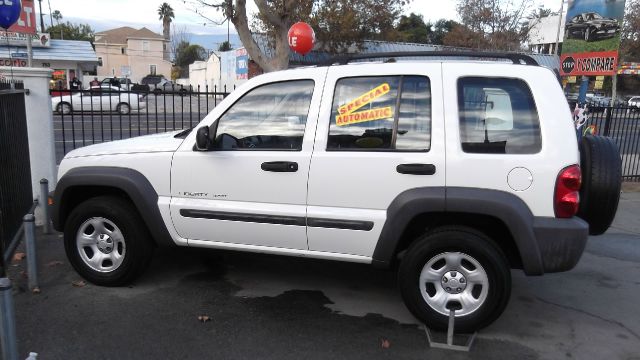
left=6, top=190, right=640, bottom=359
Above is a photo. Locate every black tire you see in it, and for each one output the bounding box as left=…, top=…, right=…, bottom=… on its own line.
left=64, top=196, right=154, bottom=286
left=578, top=135, right=622, bottom=235
left=56, top=102, right=72, bottom=115
left=116, top=103, right=131, bottom=115
left=398, top=226, right=511, bottom=333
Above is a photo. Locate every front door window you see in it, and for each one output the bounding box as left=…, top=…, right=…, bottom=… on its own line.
left=214, top=80, right=315, bottom=150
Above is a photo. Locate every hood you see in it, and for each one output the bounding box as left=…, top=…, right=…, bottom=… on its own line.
left=64, top=130, right=186, bottom=158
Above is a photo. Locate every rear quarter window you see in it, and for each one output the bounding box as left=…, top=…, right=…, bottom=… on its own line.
left=458, top=77, right=541, bottom=154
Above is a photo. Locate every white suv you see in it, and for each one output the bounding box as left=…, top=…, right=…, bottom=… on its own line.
left=51, top=53, right=622, bottom=332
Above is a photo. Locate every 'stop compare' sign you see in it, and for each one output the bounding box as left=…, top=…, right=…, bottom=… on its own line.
left=560, top=0, right=626, bottom=76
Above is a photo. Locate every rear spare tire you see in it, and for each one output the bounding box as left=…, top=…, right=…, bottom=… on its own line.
left=577, top=135, right=622, bottom=235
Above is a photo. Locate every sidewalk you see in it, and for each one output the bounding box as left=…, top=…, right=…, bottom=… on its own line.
left=6, top=188, right=640, bottom=359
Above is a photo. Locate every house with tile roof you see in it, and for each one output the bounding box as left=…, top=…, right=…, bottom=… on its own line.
left=94, top=27, right=172, bottom=83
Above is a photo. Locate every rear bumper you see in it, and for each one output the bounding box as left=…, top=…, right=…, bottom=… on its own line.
left=532, top=217, right=589, bottom=273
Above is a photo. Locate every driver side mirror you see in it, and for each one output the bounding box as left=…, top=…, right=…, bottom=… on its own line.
left=195, top=126, right=211, bottom=151
left=195, top=119, right=220, bottom=151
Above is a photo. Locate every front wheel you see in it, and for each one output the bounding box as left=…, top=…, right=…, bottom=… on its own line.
left=584, top=27, right=592, bottom=41
left=398, top=226, right=511, bottom=333
left=64, top=196, right=154, bottom=286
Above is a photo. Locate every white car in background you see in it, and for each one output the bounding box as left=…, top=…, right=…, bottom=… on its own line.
left=52, top=86, right=146, bottom=115
left=628, top=96, right=640, bottom=109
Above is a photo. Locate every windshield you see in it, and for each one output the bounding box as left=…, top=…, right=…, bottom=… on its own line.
left=586, top=13, right=603, bottom=20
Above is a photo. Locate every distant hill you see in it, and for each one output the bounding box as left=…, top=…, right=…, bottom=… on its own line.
left=188, top=33, right=242, bottom=52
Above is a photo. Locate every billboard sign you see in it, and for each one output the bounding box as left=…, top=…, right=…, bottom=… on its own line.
left=560, top=0, right=626, bottom=76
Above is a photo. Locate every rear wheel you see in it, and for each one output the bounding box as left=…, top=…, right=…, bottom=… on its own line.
left=56, top=103, right=72, bottom=115
left=64, top=196, right=154, bottom=286
left=578, top=135, right=622, bottom=235
left=584, top=27, right=592, bottom=41
left=398, top=226, right=511, bottom=333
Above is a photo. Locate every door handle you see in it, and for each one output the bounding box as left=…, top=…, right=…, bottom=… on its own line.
left=396, top=163, right=436, bottom=175
left=261, top=161, right=298, bottom=172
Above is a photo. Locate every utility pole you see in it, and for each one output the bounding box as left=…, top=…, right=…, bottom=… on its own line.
left=38, top=0, right=45, bottom=33
left=47, top=0, right=53, bottom=29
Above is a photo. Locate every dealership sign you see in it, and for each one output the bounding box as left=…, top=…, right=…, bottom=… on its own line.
left=8, top=0, right=35, bottom=34
left=560, top=0, right=626, bottom=76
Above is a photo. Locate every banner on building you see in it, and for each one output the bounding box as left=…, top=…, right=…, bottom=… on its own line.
left=0, top=32, right=50, bottom=47
left=560, top=0, right=626, bottom=76
left=618, top=62, right=640, bottom=74
left=235, top=48, right=248, bottom=80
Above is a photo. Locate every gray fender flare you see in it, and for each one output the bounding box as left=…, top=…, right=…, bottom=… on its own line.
left=371, top=187, right=544, bottom=275
left=51, top=166, right=175, bottom=247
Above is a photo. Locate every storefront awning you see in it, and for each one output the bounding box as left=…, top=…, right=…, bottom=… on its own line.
left=0, top=39, right=98, bottom=63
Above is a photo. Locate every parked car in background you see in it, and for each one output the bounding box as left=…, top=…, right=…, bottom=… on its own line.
left=154, top=80, right=193, bottom=95
left=52, top=86, right=146, bottom=115
left=139, top=75, right=192, bottom=95
left=565, top=12, right=620, bottom=42
left=101, top=77, right=133, bottom=90
left=140, top=75, right=168, bottom=87
left=628, top=96, right=640, bottom=109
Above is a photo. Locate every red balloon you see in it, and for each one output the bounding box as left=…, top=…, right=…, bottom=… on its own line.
left=288, top=22, right=315, bottom=56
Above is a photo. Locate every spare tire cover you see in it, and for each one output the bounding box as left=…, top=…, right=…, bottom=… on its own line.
left=577, top=135, right=622, bottom=235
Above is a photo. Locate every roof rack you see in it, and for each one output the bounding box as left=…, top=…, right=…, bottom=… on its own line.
left=327, top=51, right=539, bottom=66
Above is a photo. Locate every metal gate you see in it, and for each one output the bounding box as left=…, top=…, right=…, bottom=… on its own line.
left=0, top=80, right=32, bottom=276
left=583, top=103, right=640, bottom=182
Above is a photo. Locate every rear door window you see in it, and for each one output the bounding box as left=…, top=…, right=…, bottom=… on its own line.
left=458, top=77, right=541, bottom=154
left=328, top=76, right=431, bottom=151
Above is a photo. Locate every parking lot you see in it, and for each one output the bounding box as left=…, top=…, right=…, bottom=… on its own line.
left=6, top=188, right=640, bottom=359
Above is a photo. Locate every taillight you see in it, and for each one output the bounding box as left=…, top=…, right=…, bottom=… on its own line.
left=554, top=165, right=581, bottom=218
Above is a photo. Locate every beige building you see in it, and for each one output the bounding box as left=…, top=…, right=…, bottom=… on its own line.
left=95, top=27, right=172, bottom=83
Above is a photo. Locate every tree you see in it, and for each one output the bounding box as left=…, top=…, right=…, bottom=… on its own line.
left=158, top=2, right=175, bottom=41
left=431, top=19, right=456, bottom=45
left=174, top=41, right=207, bottom=77
left=170, top=25, right=190, bottom=61
left=621, top=0, right=640, bottom=61
left=189, top=0, right=409, bottom=72
left=46, top=22, right=95, bottom=42
left=446, top=0, right=534, bottom=50
left=218, top=41, right=233, bottom=51
left=395, top=13, right=432, bottom=44
left=52, top=10, right=62, bottom=26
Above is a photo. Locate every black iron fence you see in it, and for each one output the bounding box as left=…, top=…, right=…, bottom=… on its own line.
left=51, top=85, right=233, bottom=163
left=0, top=80, right=33, bottom=277
left=581, top=101, right=640, bottom=181
left=51, top=86, right=640, bottom=181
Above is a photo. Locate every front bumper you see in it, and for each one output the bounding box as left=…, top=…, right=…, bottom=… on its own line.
left=532, top=217, right=589, bottom=273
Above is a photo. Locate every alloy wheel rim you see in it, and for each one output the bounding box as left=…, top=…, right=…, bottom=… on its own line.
left=76, top=217, right=126, bottom=273
left=419, top=252, right=489, bottom=317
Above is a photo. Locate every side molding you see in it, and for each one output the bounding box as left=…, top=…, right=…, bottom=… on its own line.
left=51, top=167, right=175, bottom=247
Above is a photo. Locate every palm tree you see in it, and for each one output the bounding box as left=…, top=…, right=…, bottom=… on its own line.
left=158, top=3, right=174, bottom=41
left=52, top=10, right=62, bottom=26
